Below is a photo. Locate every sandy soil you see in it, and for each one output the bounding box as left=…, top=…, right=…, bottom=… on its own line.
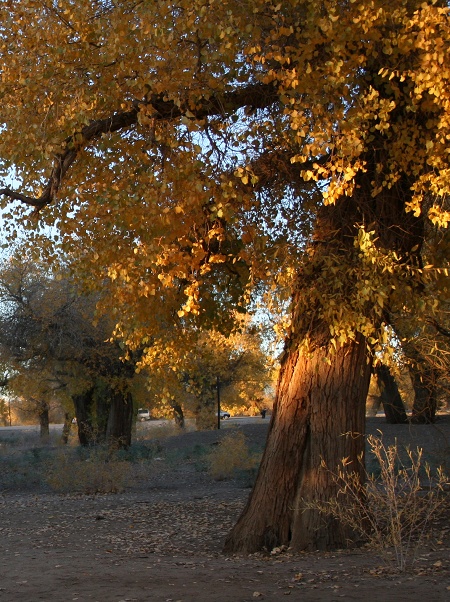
left=0, top=417, right=449, bottom=602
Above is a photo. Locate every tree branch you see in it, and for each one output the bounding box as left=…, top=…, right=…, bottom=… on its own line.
left=426, top=316, right=450, bottom=338
left=0, top=83, right=278, bottom=211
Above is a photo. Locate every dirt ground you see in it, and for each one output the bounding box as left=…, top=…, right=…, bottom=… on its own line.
left=0, top=417, right=449, bottom=602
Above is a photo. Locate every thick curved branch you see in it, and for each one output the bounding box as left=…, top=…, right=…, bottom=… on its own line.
left=0, top=107, right=139, bottom=210
left=0, top=83, right=278, bottom=211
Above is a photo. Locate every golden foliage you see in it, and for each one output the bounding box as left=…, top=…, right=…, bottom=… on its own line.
left=0, top=0, right=449, bottom=358
left=137, top=316, right=273, bottom=420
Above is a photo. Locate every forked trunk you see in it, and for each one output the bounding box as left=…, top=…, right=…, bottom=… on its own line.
left=224, top=331, right=371, bottom=553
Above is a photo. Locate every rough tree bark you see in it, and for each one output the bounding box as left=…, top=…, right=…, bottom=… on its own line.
left=106, top=388, right=134, bottom=449
left=72, top=388, right=95, bottom=446
left=225, top=190, right=374, bottom=553
left=225, top=132, right=425, bottom=552
left=224, top=318, right=371, bottom=553
left=410, top=365, right=438, bottom=424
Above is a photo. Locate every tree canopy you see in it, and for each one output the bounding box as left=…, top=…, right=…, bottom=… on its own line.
left=0, top=1, right=448, bottom=358
left=0, top=0, right=449, bottom=552
left=0, top=256, right=139, bottom=446
left=0, top=2, right=448, bottom=342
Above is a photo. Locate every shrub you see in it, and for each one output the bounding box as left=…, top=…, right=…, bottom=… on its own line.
left=45, top=447, right=131, bottom=494
left=207, top=430, right=261, bottom=480
left=0, top=449, right=48, bottom=490
left=115, top=441, right=162, bottom=462
left=314, top=434, right=448, bottom=571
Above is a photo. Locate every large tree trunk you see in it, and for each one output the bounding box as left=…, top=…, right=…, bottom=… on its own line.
left=410, top=365, right=438, bottom=424
left=106, top=388, right=134, bottom=449
left=375, top=365, right=408, bottom=424
left=224, top=330, right=371, bottom=553
left=73, top=379, right=134, bottom=448
left=73, top=387, right=95, bottom=446
left=195, top=389, right=217, bottom=430
left=225, top=99, right=424, bottom=552
left=225, top=173, right=373, bottom=553
left=403, top=345, right=438, bottom=424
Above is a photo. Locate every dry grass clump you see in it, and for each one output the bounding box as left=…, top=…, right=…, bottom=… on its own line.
left=45, top=447, right=131, bottom=494
left=151, top=422, right=185, bottom=439
left=315, top=434, right=448, bottom=571
left=207, top=430, right=260, bottom=480
left=134, top=421, right=187, bottom=443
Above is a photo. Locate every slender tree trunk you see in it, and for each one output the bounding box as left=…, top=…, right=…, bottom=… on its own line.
left=224, top=330, right=371, bottom=553
left=61, top=411, right=73, bottom=445
left=172, top=402, right=185, bottom=429
left=375, top=365, right=408, bottom=424
left=36, top=399, right=50, bottom=443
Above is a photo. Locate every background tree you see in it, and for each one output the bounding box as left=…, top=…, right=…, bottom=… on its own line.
left=5, top=372, right=63, bottom=442
left=389, top=229, right=450, bottom=423
left=0, top=0, right=449, bottom=552
left=0, top=256, right=138, bottom=448
left=402, top=320, right=450, bottom=423
left=371, top=365, right=408, bottom=425
left=0, top=393, right=11, bottom=427
left=139, top=320, right=273, bottom=428
left=179, top=324, right=273, bottom=429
